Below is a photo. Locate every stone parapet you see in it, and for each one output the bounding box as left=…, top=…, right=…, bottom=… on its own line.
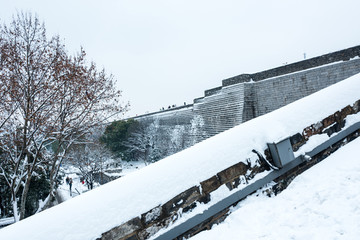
left=222, top=45, right=360, bottom=87
left=98, top=99, right=360, bottom=240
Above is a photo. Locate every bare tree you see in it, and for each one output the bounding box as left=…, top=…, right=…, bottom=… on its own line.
left=67, top=136, right=114, bottom=190
left=0, top=12, right=128, bottom=221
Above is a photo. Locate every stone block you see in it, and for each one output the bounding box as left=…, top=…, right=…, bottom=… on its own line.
left=225, top=177, right=241, bottom=191
left=339, top=105, right=354, bottom=120
left=290, top=133, right=305, bottom=152
left=217, top=162, right=249, bottom=184
left=100, top=217, right=142, bottom=240
left=138, top=216, right=174, bottom=240
left=200, top=175, right=221, bottom=194
left=162, top=186, right=201, bottom=216
left=141, top=205, right=163, bottom=226
left=322, top=113, right=336, bottom=129
left=323, top=121, right=345, bottom=137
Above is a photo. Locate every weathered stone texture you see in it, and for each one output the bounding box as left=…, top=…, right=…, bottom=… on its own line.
left=100, top=217, right=142, bottom=240
left=162, top=186, right=201, bottom=216
left=200, top=175, right=221, bottom=194
left=302, top=101, right=359, bottom=140
left=217, top=162, right=249, bottom=184
left=141, top=206, right=163, bottom=226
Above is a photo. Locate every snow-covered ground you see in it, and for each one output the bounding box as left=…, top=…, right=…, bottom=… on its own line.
left=57, top=172, right=89, bottom=202
left=191, top=136, right=360, bottom=240
left=0, top=73, right=359, bottom=240
left=57, top=161, right=147, bottom=202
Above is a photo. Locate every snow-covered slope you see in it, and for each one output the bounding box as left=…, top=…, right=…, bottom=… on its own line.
left=1, top=74, right=360, bottom=240
left=191, top=136, right=360, bottom=240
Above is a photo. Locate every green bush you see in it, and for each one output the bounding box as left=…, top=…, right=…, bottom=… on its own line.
left=100, top=119, right=139, bottom=160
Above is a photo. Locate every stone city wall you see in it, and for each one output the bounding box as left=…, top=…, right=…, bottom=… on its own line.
left=131, top=46, right=360, bottom=154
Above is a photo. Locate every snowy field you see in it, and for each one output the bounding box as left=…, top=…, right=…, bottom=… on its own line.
left=192, top=136, right=360, bottom=240
left=0, top=73, right=359, bottom=240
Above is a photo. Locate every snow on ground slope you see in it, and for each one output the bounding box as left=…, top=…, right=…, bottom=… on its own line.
left=191, top=136, right=360, bottom=240
left=0, top=74, right=360, bottom=240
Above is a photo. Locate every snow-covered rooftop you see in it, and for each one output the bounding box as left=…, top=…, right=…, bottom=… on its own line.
left=1, top=73, right=360, bottom=240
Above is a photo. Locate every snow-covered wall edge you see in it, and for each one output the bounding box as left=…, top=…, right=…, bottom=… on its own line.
left=100, top=97, right=360, bottom=240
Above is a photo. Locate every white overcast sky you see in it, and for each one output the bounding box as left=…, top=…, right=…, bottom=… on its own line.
left=1, top=0, right=360, bottom=117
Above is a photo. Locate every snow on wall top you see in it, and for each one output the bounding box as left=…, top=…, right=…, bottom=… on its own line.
left=191, top=135, right=360, bottom=240
left=1, top=73, right=360, bottom=240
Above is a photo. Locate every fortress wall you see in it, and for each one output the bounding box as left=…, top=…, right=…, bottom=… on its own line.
left=247, top=58, right=360, bottom=119
left=193, top=82, right=245, bottom=138
left=222, top=45, right=360, bottom=86
left=128, top=46, right=360, bottom=160
left=133, top=105, right=195, bottom=158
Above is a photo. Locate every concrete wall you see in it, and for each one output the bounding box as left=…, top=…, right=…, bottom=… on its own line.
left=131, top=46, right=360, bottom=158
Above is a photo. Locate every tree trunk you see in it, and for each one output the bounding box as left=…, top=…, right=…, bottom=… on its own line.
left=37, top=189, right=54, bottom=213
left=11, top=192, right=19, bottom=222
left=19, top=173, right=32, bottom=220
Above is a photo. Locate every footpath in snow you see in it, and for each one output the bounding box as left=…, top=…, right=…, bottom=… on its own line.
left=191, top=136, right=360, bottom=240
left=0, top=73, right=360, bottom=240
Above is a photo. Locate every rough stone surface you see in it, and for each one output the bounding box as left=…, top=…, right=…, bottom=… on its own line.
left=100, top=217, right=142, bottom=240
left=217, top=162, right=249, bottom=184
left=141, top=206, right=163, bottom=226
left=302, top=102, right=358, bottom=140
left=162, top=186, right=201, bottom=216
left=200, top=175, right=221, bottom=194
left=138, top=223, right=163, bottom=240
left=290, top=133, right=305, bottom=151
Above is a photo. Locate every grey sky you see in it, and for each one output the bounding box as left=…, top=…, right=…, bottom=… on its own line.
left=1, top=0, right=359, bottom=118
